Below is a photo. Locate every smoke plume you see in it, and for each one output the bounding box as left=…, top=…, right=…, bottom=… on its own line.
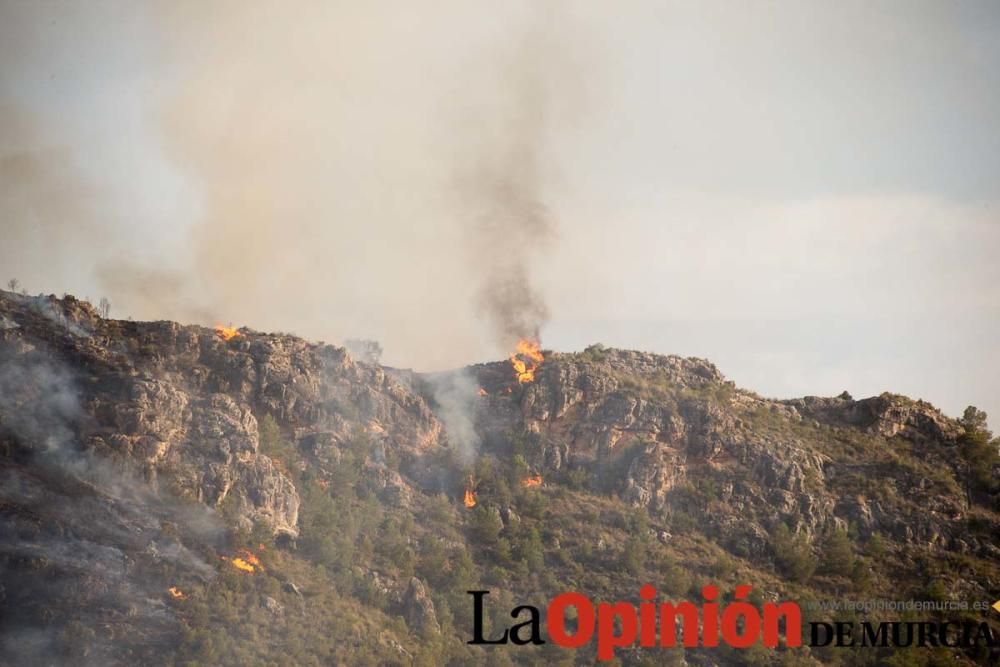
left=456, top=27, right=558, bottom=349
left=0, top=3, right=582, bottom=371
left=426, top=369, right=483, bottom=464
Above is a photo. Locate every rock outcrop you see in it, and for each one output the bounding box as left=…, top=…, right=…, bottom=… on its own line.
left=400, top=577, right=440, bottom=636
left=0, top=293, right=446, bottom=539
left=458, top=345, right=982, bottom=561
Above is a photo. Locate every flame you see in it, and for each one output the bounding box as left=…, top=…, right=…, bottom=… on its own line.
left=215, top=324, right=240, bottom=341
left=521, top=474, right=543, bottom=488
left=478, top=388, right=488, bottom=397
left=241, top=549, right=263, bottom=568
left=222, top=548, right=264, bottom=573
left=510, top=339, right=544, bottom=384
left=463, top=476, right=477, bottom=508
left=230, top=557, right=255, bottom=573
left=167, top=586, right=187, bottom=600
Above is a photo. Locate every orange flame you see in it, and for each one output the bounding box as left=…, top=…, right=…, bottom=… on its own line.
left=510, top=339, right=544, bottom=384
left=215, top=324, right=240, bottom=341
left=463, top=476, right=477, bottom=508
left=230, top=557, right=255, bottom=573
left=167, top=586, right=187, bottom=599
left=222, top=548, right=264, bottom=573
left=521, top=474, right=543, bottom=488
left=478, top=388, right=488, bottom=397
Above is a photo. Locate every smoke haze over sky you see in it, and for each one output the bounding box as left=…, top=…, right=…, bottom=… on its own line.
left=1, top=1, right=998, bottom=424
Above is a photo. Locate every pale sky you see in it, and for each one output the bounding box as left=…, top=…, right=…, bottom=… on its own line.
left=1, top=1, right=998, bottom=425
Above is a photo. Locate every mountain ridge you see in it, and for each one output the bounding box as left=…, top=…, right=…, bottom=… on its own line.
left=0, top=290, right=997, bottom=665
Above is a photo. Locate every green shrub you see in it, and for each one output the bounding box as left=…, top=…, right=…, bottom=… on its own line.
left=770, top=523, right=816, bottom=583
left=818, top=527, right=855, bottom=577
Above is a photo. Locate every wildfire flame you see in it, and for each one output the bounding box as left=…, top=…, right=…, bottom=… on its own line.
left=167, top=586, right=186, bottom=600
left=463, top=476, right=477, bottom=508
left=215, top=324, right=240, bottom=341
left=521, top=474, right=543, bottom=488
left=222, top=548, right=264, bottom=573
left=478, top=388, right=488, bottom=397
left=510, top=338, right=544, bottom=384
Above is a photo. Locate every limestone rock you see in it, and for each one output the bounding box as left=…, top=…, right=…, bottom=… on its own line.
left=401, top=577, right=439, bottom=636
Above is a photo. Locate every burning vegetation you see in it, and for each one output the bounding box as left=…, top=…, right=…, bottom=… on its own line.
left=521, top=474, right=543, bottom=488
left=215, top=324, right=240, bottom=341
left=510, top=338, right=543, bottom=384
left=167, top=586, right=187, bottom=600
left=463, top=476, right=477, bottom=508
left=222, top=549, right=264, bottom=573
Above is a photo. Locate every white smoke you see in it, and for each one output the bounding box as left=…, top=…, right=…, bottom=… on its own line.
left=427, top=369, right=483, bottom=464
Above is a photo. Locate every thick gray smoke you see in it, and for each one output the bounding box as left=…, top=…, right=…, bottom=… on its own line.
left=0, top=3, right=582, bottom=370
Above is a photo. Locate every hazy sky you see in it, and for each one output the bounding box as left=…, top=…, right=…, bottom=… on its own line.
left=1, top=1, right=997, bottom=425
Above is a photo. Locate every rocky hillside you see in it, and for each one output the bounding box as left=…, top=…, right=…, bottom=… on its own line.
left=465, top=346, right=984, bottom=556
left=0, top=292, right=997, bottom=666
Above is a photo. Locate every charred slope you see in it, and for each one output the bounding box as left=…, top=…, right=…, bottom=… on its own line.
left=0, top=292, right=997, bottom=666
left=0, top=292, right=449, bottom=664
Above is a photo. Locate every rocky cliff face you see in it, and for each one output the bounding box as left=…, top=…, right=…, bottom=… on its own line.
left=458, top=344, right=987, bottom=562
left=0, top=293, right=447, bottom=538
left=0, top=292, right=460, bottom=663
